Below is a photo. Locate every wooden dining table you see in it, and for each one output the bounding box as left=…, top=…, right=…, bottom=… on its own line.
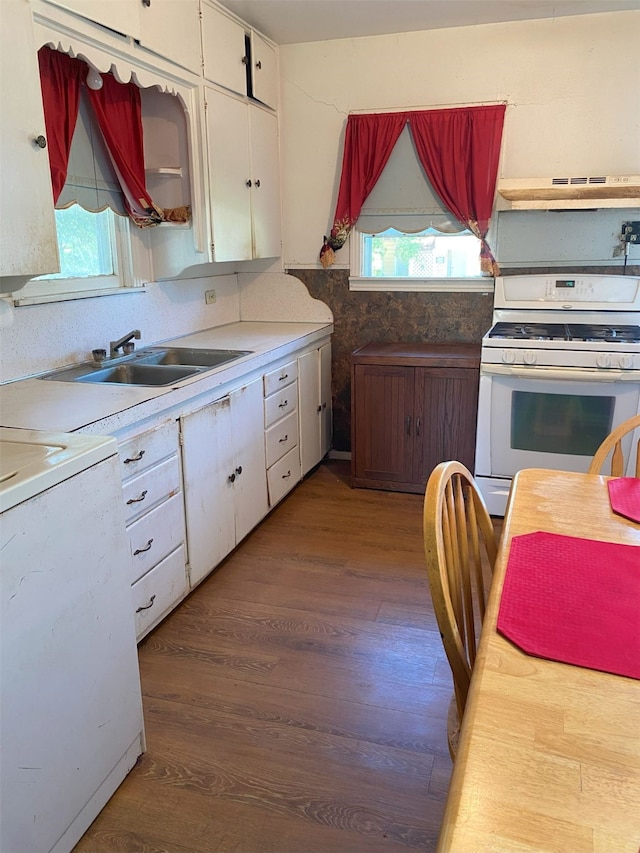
left=438, top=468, right=640, bottom=853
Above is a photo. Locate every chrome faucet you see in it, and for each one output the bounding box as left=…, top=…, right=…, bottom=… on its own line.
left=110, top=329, right=141, bottom=358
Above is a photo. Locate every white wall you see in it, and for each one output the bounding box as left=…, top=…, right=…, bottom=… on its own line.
left=279, top=11, right=640, bottom=268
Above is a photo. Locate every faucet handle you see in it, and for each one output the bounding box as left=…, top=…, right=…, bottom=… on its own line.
left=122, top=342, right=136, bottom=355
left=92, top=348, right=107, bottom=362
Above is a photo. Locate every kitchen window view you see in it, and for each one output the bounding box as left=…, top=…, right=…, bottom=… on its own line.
left=359, top=226, right=482, bottom=278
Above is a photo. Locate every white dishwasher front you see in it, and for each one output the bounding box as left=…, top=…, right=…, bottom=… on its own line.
left=0, top=428, right=144, bottom=853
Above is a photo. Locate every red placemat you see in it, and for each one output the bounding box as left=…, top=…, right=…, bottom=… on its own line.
left=497, top=532, right=640, bottom=680
left=608, top=477, right=640, bottom=523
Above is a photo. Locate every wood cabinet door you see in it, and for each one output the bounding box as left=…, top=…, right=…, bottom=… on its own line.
left=249, top=105, right=281, bottom=259
left=204, top=87, right=252, bottom=261
left=138, top=0, right=201, bottom=74
left=1, top=0, right=59, bottom=287
left=352, top=364, right=415, bottom=487
left=229, top=379, right=269, bottom=544
left=413, top=366, right=479, bottom=487
left=180, top=396, right=236, bottom=587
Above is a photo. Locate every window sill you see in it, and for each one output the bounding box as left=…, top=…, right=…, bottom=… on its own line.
left=348, top=276, right=494, bottom=293
left=13, top=286, right=148, bottom=308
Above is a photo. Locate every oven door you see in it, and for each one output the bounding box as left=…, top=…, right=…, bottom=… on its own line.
left=475, top=364, right=640, bottom=478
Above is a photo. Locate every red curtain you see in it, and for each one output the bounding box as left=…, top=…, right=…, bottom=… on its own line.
left=86, top=73, right=162, bottom=226
left=409, top=105, right=506, bottom=275
left=319, top=112, right=406, bottom=267
left=37, top=46, right=181, bottom=227
left=319, top=104, right=506, bottom=274
left=37, top=47, right=85, bottom=203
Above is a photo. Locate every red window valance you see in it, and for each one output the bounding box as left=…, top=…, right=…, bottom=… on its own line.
left=37, top=46, right=189, bottom=227
left=319, top=104, right=506, bottom=274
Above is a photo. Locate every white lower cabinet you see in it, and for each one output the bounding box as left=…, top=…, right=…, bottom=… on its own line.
left=298, top=341, right=332, bottom=476
left=263, top=359, right=301, bottom=506
left=181, top=377, right=269, bottom=588
left=117, top=417, right=188, bottom=640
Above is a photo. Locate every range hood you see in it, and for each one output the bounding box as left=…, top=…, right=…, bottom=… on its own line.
left=497, top=175, right=640, bottom=210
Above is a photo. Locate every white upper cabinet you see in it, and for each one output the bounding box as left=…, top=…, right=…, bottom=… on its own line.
left=249, top=29, right=278, bottom=110
left=0, top=0, right=59, bottom=293
left=42, top=0, right=142, bottom=38
left=200, top=0, right=278, bottom=109
left=204, top=87, right=281, bottom=261
left=200, top=1, right=246, bottom=96
left=137, top=0, right=201, bottom=75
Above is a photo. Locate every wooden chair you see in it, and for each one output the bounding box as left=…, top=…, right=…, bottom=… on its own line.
left=587, top=414, right=640, bottom=477
left=423, top=461, right=498, bottom=760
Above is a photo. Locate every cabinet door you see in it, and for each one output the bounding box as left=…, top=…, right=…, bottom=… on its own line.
left=204, top=86, right=252, bottom=261
left=42, top=0, right=141, bottom=38
left=414, top=366, right=480, bottom=485
left=230, top=379, right=269, bottom=543
left=138, top=0, right=201, bottom=74
left=0, top=0, right=59, bottom=289
left=352, top=364, right=415, bottom=487
left=319, top=341, right=333, bottom=460
left=201, top=0, right=247, bottom=95
left=249, top=105, right=281, bottom=258
left=181, top=396, right=236, bottom=587
left=249, top=29, right=278, bottom=109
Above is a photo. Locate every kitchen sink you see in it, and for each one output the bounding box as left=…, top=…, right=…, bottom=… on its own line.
left=74, top=363, right=200, bottom=386
left=136, top=347, right=253, bottom=368
left=39, top=347, right=254, bottom=386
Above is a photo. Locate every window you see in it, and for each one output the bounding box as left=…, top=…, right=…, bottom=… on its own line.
left=348, top=125, right=491, bottom=292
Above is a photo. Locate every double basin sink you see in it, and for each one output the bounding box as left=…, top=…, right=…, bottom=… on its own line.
left=40, top=347, right=253, bottom=387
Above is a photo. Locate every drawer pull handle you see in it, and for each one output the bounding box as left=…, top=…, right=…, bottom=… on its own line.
left=282, top=470, right=292, bottom=479
left=278, top=399, right=288, bottom=408
left=136, top=594, right=156, bottom=613
left=406, top=415, right=412, bottom=437
left=279, top=434, right=288, bottom=443
left=133, top=538, right=154, bottom=556
left=126, top=489, right=148, bottom=505
left=279, top=373, right=288, bottom=381
left=416, top=417, right=421, bottom=437
left=124, top=450, right=145, bottom=464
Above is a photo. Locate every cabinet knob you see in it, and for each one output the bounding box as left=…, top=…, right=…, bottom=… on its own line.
left=246, top=179, right=252, bottom=188
left=229, top=472, right=236, bottom=483
left=242, top=55, right=249, bottom=65
left=255, top=60, right=262, bottom=69
left=235, top=466, right=243, bottom=476
left=254, top=179, right=261, bottom=188
left=34, top=134, right=47, bottom=149
left=141, top=0, right=151, bottom=7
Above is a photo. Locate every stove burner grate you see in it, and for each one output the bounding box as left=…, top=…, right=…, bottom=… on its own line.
left=488, top=321, right=640, bottom=344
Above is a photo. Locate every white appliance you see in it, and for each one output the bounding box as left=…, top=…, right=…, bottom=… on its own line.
left=497, top=174, right=640, bottom=209
left=475, top=274, right=640, bottom=515
left=0, top=428, right=144, bottom=853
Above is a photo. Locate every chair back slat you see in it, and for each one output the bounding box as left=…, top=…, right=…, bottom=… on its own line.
left=423, top=461, right=499, bottom=751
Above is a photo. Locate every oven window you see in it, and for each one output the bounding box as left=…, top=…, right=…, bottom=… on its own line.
left=511, top=391, right=615, bottom=456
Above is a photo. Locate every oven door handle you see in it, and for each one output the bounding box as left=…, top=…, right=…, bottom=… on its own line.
left=481, top=364, right=636, bottom=382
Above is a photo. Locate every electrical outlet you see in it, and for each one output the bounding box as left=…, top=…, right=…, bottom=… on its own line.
left=622, top=222, right=640, bottom=243
left=205, top=289, right=216, bottom=304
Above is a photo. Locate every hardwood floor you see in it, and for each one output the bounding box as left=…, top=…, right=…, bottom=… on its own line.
left=74, top=460, right=477, bottom=853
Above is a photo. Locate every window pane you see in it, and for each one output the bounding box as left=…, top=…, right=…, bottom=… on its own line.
left=362, top=227, right=481, bottom=278
left=47, top=206, right=115, bottom=280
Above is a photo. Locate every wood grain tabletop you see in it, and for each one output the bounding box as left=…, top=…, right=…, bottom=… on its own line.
left=438, top=468, right=640, bottom=853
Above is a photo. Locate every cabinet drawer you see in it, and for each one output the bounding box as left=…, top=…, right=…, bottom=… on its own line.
left=122, top=455, right=181, bottom=524
left=267, top=446, right=301, bottom=506
left=132, top=545, right=187, bottom=641
left=263, top=360, right=297, bottom=396
left=127, top=492, right=185, bottom=584
left=118, top=419, right=179, bottom=481
left=264, top=380, right=298, bottom=428
left=265, top=410, right=298, bottom=468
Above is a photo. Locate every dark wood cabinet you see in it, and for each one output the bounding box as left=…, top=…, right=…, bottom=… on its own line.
left=351, top=343, right=481, bottom=494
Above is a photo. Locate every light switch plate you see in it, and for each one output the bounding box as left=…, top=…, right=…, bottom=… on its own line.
left=205, top=289, right=216, bottom=304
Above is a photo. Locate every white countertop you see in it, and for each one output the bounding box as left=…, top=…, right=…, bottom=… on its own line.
left=0, top=321, right=332, bottom=436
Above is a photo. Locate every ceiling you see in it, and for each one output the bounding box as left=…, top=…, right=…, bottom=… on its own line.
left=218, top=0, right=639, bottom=45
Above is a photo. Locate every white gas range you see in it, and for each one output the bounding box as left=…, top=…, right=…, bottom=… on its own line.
left=474, top=273, right=640, bottom=516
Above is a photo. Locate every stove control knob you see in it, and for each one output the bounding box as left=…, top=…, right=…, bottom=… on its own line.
left=502, top=349, right=516, bottom=364
left=619, top=354, right=634, bottom=370
left=523, top=350, right=537, bottom=365
left=596, top=353, right=612, bottom=368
